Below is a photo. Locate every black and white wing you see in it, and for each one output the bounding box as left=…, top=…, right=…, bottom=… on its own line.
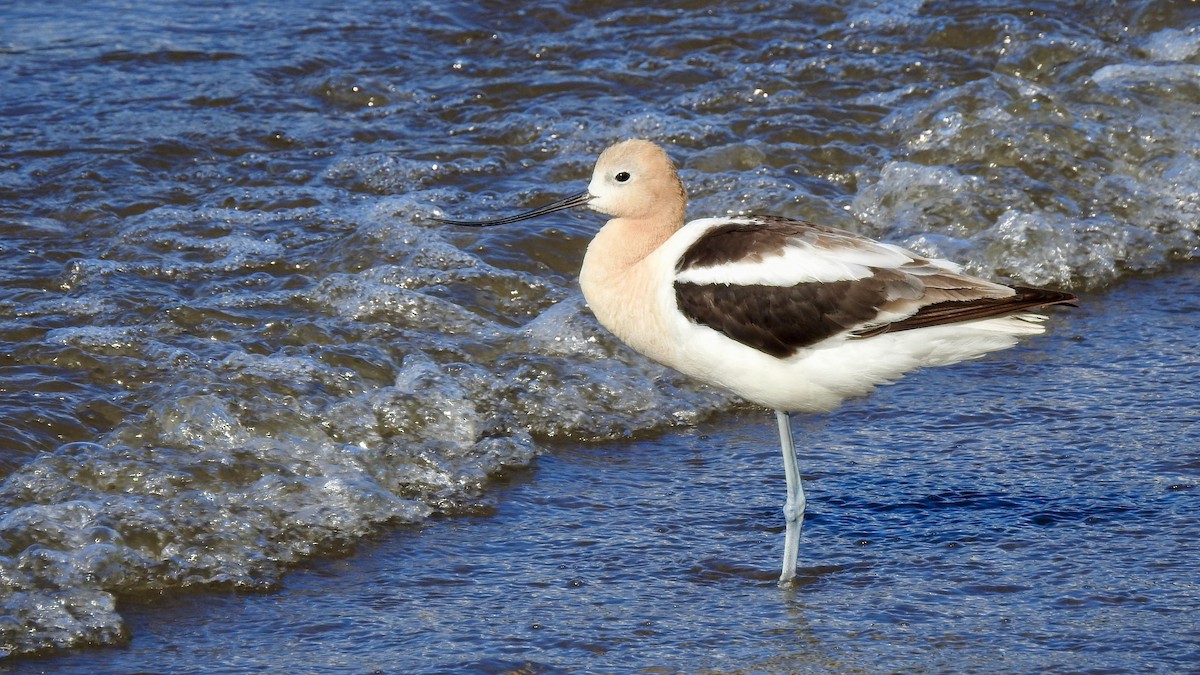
left=672, top=216, right=1075, bottom=359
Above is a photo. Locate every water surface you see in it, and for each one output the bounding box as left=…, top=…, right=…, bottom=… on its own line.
left=1, top=0, right=1198, bottom=670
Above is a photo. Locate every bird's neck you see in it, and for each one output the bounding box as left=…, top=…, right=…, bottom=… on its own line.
left=579, top=212, right=681, bottom=286
left=592, top=215, right=669, bottom=263
left=577, top=214, right=683, bottom=360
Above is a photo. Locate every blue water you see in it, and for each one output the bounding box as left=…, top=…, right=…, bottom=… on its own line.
left=13, top=267, right=1199, bottom=673
left=2, top=0, right=1199, bottom=671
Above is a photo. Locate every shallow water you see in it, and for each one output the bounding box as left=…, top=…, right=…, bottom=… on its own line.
left=14, top=268, right=1200, bottom=673
left=1, top=0, right=1199, bottom=669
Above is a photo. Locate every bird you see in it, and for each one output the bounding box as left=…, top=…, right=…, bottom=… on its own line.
left=437, top=139, right=1077, bottom=584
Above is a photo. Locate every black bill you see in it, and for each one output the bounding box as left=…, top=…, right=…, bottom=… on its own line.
left=434, top=190, right=593, bottom=227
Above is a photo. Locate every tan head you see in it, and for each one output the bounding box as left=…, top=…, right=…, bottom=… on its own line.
left=587, top=140, right=687, bottom=223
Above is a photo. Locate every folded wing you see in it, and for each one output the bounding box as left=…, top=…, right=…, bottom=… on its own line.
left=673, top=216, right=1076, bottom=358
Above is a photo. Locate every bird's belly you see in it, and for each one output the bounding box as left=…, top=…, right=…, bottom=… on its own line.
left=667, top=326, right=856, bottom=412
left=665, top=320, right=1026, bottom=413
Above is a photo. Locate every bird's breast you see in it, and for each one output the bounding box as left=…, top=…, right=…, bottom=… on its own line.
left=578, top=227, right=686, bottom=367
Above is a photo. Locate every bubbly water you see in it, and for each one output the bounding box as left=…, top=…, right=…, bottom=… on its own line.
left=1, top=0, right=1198, bottom=670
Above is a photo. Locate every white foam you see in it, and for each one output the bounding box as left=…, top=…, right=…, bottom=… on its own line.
left=1091, top=63, right=1200, bottom=85
left=1140, top=28, right=1200, bottom=62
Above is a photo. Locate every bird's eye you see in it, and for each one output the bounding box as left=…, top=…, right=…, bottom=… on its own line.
left=614, top=171, right=631, bottom=183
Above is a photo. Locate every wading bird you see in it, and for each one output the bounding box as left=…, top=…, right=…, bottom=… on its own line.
left=438, top=139, right=1076, bottom=583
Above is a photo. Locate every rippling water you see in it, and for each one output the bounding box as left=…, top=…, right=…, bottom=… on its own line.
left=2, top=0, right=1199, bottom=669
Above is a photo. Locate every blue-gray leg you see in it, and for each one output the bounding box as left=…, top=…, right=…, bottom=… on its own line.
left=775, top=410, right=807, bottom=584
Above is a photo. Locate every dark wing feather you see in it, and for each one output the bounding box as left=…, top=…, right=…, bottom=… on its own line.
left=852, top=286, right=1078, bottom=337
left=675, top=279, right=888, bottom=358
left=675, top=217, right=859, bottom=272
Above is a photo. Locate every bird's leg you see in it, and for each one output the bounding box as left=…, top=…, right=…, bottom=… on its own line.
left=775, top=410, right=806, bottom=584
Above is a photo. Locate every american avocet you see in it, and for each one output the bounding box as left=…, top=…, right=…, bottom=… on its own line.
left=438, top=139, right=1076, bottom=584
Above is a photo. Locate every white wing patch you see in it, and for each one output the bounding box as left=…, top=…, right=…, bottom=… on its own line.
left=674, top=217, right=938, bottom=287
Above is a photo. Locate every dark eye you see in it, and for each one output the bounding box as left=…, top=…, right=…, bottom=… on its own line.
left=614, top=171, right=631, bottom=182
